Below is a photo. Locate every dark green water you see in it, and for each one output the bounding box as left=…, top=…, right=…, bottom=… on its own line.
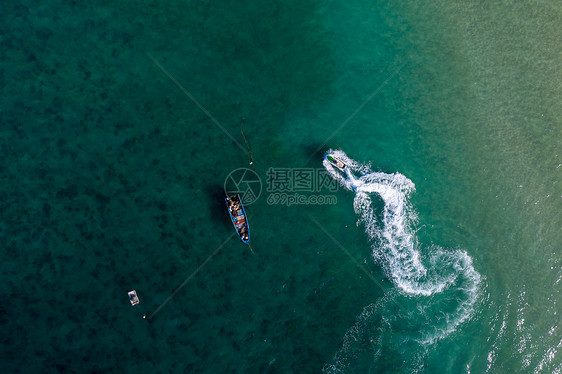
left=1, top=1, right=561, bottom=373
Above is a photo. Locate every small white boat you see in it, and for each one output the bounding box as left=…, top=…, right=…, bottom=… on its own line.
left=128, top=290, right=140, bottom=306
left=326, top=154, right=346, bottom=171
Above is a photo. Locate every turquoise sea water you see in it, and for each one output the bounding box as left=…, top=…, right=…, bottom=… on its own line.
left=1, top=1, right=561, bottom=373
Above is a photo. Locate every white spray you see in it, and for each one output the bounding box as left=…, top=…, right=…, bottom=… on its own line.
left=323, top=150, right=482, bottom=372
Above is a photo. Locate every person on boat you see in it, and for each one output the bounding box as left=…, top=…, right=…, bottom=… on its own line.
left=240, top=227, right=248, bottom=241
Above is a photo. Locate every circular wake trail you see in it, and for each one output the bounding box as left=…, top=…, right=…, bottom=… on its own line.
left=323, top=150, right=482, bottom=373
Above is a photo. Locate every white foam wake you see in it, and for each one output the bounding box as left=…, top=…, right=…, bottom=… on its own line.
left=324, top=150, right=482, bottom=372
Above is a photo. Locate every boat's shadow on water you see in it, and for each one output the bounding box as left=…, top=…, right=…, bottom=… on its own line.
left=206, top=184, right=231, bottom=229
left=302, top=142, right=330, bottom=161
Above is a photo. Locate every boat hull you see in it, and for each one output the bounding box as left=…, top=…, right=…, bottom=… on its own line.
left=225, top=194, right=250, bottom=243
left=325, top=154, right=347, bottom=171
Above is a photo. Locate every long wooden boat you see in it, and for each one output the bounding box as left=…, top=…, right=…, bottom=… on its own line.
left=225, top=194, right=250, bottom=243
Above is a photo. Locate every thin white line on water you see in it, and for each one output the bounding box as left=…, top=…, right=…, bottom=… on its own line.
left=147, top=232, right=237, bottom=320
left=307, top=62, right=406, bottom=164
left=147, top=53, right=247, bottom=154
left=308, top=213, right=407, bottom=312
